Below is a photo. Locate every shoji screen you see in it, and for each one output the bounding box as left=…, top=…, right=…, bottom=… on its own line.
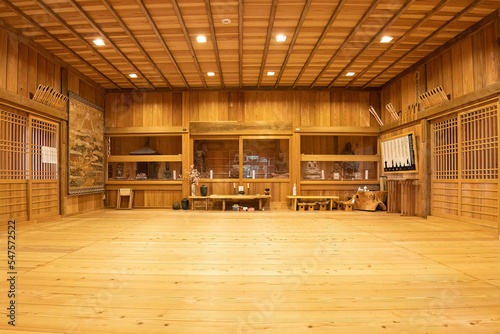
left=0, top=110, right=29, bottom=221
left=30, top=117, right=59, bottom=219
left=431, top=100, right=499, bottom=227
left=0, top=109, right=59, bottom=222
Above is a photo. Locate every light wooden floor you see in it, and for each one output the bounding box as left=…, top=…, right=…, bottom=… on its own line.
left=1, top=209, right=500, bottom=333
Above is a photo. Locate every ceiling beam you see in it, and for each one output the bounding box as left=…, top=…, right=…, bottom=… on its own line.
left=36, top=0, right=136, bottom=90
left=346, top=0, right=448, bottom=88
left=274, top=0, right=312, bottom=88
left=0, top=0, right=120, bottom=89
left=309, top=0, right=382, bottom=88
left=205, top=0, right=224, bottom=88
left=66, top=0, right=155, bottom=89
left=238, top=0, right=244, bottom=88
left=100, top=0, right=171, bottom=89
left=136, top=0, right=189, bottom=88
left=257, top=0, right=279, bottom=88
left=170, top=0, right=207, bottom=88
left=363, top=0, right=484, bottom=88
left=327, top=0, right=415, bottom=88
left=292, top=0, right=346, bottom=88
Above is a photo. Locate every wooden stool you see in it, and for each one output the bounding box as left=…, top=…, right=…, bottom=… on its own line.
left=319, top=201, right=328, bottom=211
left=331, top=201, right=338, bottom=210
left=298, top=202, right=306, bottom=211
left=116, top=188, right=133, bottom=210
left=343, top=201, right=353, bottom=212
left=306, top=203, right=316, bottom=211
left=338, top=202, right=345, bottom=210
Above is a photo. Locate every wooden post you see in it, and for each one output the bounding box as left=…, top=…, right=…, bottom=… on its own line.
left=420, top=119, right=431, bottom=218
left=59, top=119, right=67, bottom=216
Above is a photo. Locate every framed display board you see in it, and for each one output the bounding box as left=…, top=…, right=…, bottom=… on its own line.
left=381, top=132, right=418, bottom=173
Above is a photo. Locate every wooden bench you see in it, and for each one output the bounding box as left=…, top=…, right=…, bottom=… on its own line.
left=209, top=194, right=271, bottom=211
left=188, top=196, right=210, bottom=210
left=287, top=195, right=340, bottom=211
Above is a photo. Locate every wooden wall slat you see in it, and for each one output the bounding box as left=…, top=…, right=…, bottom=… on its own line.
left=381, top=22, right=498, bottom=125
left=0, top=29, right=7, bottom=90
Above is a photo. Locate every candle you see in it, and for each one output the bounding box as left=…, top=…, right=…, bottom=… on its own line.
left=252, top=170, right=255, bottom=179
left=233, top=182, right=236, bottom=188
left=210, top=170, right=213, bottom=179
left=247, top=183, right=249, bottom=188
left=365, top=170, right=368, bottom=180
left=321, top=170, right=324, bottom=179
left=173, top=170, right=176, bottom=180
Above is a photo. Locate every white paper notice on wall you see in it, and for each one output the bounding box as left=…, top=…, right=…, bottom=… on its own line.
left=42, top=146, right=58, bottom=164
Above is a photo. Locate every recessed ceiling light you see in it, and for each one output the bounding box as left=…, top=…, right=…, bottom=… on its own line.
left=380, top=36, right=393, bottom=43
left=129, top=74, right=138, bottom=78
left=346, top=72, right=355, bottom=77
left=267, top=72, right=275, bottom=76
left=93, top=39, right=105, bottom=46
left=276, top=35, right=287, bottom=42
left=221, top=18, right=231, bottom=24
left=207, top=72, right=215, bottom=77
left=196, top=35, right=207, bottom=43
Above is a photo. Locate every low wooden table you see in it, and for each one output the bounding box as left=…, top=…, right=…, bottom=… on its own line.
left=188, top=196, right=209, bottom=210
left=287, top=195, right=340, bottom=211
left=209, top=194, right=271, bottom=211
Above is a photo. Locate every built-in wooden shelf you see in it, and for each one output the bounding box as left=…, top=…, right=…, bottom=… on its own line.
left=300, top=154, right=379, bottom=162
left=106, top=180, right=182, bottom=185
left=295, top=126, right=380, bottom=135
left=198, top=178, right=289, bottom=183
left=107, top=154, right=182, bottom=162
left=105, top=126, right=187, bottom=136
left=300, top=180, right=380, bottom=185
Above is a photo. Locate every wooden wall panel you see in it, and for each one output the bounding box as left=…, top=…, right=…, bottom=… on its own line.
left=381, top=22, right=499, bottom=125
left=106, top=90, right=375, bottom=129
left=0, top=181, right=28, bottom=223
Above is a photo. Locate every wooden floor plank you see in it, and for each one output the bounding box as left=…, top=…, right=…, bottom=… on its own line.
left=0, top=209, right=499, bottom=333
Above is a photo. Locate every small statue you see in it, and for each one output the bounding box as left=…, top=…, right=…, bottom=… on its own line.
left=194, top=142, right=208, bottom=177
left=135, top=172, right=147, bottom=180
left=274, top=152, right=288, bottom=174
left=125, top=171, right=130, bottom=180
left=340, top=142, right=359, bottom=177
left=116, top=163, right=124, bottom=179
left=163, top=162, right=173, bottom=179
left=303, top=161, right=322, bottom=179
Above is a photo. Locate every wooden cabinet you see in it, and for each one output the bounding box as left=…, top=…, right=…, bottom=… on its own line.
left=297, top=128, right=381, bottom=200
left=104, top=127, right=185, bottom=208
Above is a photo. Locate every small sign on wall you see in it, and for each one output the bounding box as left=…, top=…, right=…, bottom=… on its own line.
left=41, top=146, right=58, bottom=164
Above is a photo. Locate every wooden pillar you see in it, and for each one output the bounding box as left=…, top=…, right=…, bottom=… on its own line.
left=420, top=119, right=431, bottom=218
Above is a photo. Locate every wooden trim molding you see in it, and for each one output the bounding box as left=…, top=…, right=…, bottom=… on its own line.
left=190, top=121, right=293, bottom=135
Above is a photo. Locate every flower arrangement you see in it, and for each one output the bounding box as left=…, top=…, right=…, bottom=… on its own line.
left=184, top=165, right=201, bottom=186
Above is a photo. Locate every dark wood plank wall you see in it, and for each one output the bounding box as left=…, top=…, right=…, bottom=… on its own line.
left=0, top=25, right=106, bottom=222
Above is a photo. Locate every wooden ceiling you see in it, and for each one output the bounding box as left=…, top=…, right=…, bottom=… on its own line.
left=0, top=0, right=498, bottom=91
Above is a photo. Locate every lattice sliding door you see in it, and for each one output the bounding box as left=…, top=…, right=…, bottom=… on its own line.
left=431, top=101, right=499, bottom=228
left=0, top=109, right=60, bottom=223
left=0, top=110, right=29, bottom=222
left=431, top=117, right=459, bottom=218
left=30, top=117, right=59, bottom=219
left=459, top=104, right=498, bottom=226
